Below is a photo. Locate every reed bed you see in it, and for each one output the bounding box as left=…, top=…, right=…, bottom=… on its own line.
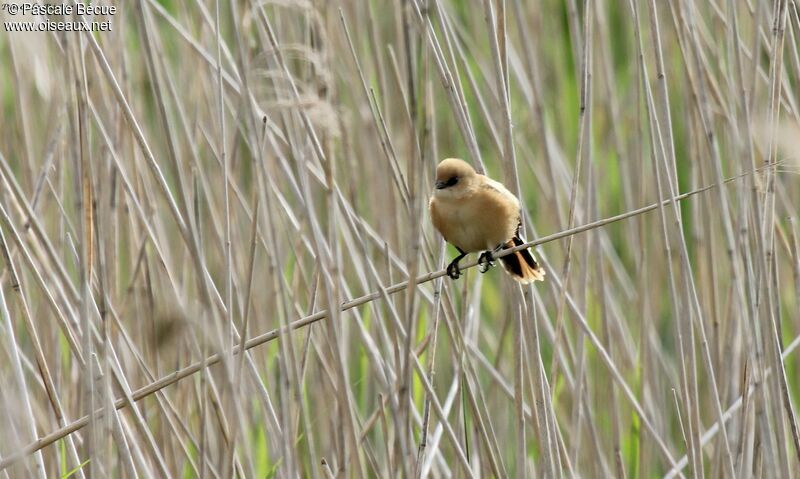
left=1, top=0, right=799, bottom=477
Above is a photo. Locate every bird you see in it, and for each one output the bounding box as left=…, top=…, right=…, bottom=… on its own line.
left=429, top=158, right=545, bottom=284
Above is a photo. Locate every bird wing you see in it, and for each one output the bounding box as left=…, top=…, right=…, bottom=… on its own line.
left=480, top=177, right=520, bottom=212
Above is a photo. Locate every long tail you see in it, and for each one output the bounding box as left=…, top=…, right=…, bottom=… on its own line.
left=499, top=236, right=546, bottom=284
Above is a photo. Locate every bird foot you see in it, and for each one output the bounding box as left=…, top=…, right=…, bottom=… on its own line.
left=478, top=251, right=495, bottom=273
left=446, top=259, right=462, bottom=279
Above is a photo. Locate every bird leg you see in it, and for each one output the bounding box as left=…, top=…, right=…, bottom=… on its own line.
left=478, top=250, right=495, bottom=273
left=446, top=248, right=468, bottom=280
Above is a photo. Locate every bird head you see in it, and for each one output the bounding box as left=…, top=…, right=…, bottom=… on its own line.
left=433, top=158, right=477, bottom=196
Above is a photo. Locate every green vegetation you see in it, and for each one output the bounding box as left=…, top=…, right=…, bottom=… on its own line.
left=0, top=0, right=799, bottom=477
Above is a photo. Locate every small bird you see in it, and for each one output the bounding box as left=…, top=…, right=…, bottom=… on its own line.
left=429, top=158, right=545, bottom=284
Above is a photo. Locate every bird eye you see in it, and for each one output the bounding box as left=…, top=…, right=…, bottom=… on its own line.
left=435, top=175, right=460, bottom=189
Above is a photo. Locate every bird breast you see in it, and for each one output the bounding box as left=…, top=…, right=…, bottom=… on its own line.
left=430, top=181, right=520, bottom=253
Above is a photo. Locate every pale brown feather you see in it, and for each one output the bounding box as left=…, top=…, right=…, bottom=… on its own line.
left=429, top=176, right=518, bottom=252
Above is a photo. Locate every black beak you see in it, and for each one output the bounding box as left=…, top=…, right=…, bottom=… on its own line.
left=435, top=181, right=447, bottom=189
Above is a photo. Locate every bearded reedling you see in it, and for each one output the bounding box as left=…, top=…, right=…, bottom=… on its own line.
left=429, top=158, right=546, bottom=284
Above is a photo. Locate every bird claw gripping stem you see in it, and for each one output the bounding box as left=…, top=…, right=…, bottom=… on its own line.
left=478, top=251, right=495, bottom=273
left=446, top=259, right=462, bottom=279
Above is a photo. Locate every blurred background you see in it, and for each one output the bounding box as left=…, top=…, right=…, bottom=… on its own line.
left=0, top=0, right=799, bottom=477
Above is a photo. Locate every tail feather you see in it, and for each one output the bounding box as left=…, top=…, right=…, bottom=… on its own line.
left=499, top=237, right=545, bottom=284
